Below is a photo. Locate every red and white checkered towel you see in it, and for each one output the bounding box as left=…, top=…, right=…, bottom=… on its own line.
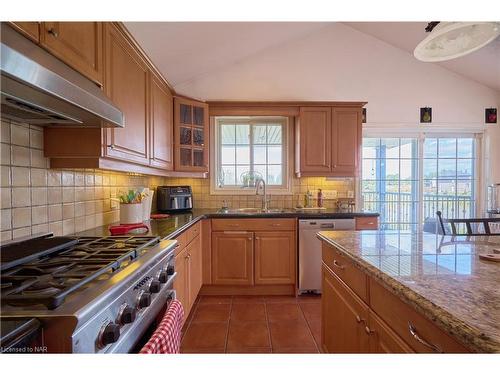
left=140, top=299, right=184, bottom=354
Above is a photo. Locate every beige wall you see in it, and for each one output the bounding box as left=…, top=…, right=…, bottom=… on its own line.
left=0, top=119, right=165, bottom=243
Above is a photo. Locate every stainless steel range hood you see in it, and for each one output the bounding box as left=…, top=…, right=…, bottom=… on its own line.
left=0, top=24, right=124, bottom=127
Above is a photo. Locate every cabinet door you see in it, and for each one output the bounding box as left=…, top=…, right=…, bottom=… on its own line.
left=174, top=97, right=209, bottom=172
left=188, top=235, right=203, bottom=308
left=10, top=22, right=40, bottom=43
left=174, top=247, right=190, bottom=319
left=322, top=265, right=370, bottom=353
left=104, top=23, right=149, bottom=165
left=299, top=107, right=332, bottom=173
left=331, top=107, right=361, bottom=176
left=41, top=22, right=103, bottom=85
left=368, top=312, right=414, bottom=353
left=211, top=232, right=254, bottom=285
left=149, top=72, right=174, bottom=170
left=254, top=231, right=295, bottom=285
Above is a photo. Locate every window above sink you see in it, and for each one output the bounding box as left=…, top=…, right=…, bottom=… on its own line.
left=210, top=116, right=292, bottom=195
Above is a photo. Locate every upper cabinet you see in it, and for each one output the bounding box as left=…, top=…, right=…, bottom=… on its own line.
left=296, top=105, right=362, bottom=177
left=150, top=72, right=174, bottom=171
left=103, top=23, right=149, bottom=166
left=40, top=22, right=103, bottom=86
left=174, top=97, right=209, bottom=172
left=9, top=22, right=40, bottom=43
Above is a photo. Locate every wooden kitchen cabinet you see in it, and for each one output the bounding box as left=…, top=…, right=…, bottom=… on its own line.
left=211, top=232, right=254, bottom=285
left=298, top=107, right=332, bottom=174
left=368, top=312, right=414, bottom=353
left=149, top=71, right=174, bottom=170
left=173, top=224, right=202, bottom=320
left=321, top=241, right=471, bottom=353
left=103, top=22, right=149, bottom=166
left=9, top=22, right=40, bottom=43
left=296, top=105, right=362, bottom=177
left=174, top=246, right=190, bottom=321
left=40, top=22, right=103, bottom=86
left=174, top=97, right=209, bottom=173
left=355, top=216, right=379, bottom=230
left=322, top=264, right=370, bottom=353
left=331, top=107, right=362, bottom=176
left=254, top=231, right=296, bottom=285
left=188, top=235, right=203, bottom=307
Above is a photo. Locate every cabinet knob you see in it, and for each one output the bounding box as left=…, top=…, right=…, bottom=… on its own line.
left=48, top=28, right=59, bottom=38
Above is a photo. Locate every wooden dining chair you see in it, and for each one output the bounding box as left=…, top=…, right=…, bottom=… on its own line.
left=436, top=211, right=500, bottom=236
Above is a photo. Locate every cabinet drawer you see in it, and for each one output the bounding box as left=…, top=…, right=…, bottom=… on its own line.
left=211, top=218, right=295, bottom=232
left=355, top=216, right=378, bottom=230
left=174, top=230, right=188, bottom=255
left=369, top=278, right=470, bottom=353
left=187, top=221, right=201, bottom=243
left=322, top=243, right=368, bottom=302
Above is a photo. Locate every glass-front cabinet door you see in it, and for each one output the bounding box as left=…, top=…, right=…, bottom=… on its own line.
left=174, top=97, right=209, bottom=172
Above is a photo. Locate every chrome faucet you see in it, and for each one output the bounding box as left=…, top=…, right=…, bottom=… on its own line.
left=255, top=178, right=269, bottom=210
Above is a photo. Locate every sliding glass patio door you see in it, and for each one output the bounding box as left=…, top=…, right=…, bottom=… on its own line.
left=362, top=136, right=477, bottom=232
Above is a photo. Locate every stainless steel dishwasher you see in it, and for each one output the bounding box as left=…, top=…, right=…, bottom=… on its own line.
left=298, top=219, right=355, bottom=294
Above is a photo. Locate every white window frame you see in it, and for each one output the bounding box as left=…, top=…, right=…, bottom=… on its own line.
left=361, top=126, right=483, bottom=231
left=210, top=116, right=293, bottom=195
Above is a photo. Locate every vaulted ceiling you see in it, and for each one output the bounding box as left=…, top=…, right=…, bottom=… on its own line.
left=124, top=22, right=500, bottom=98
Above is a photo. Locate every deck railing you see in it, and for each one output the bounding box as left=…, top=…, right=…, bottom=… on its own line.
left=362, top=192, right=474, bottom=230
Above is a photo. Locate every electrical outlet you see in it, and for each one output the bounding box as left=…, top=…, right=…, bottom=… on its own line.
left=347, top=190, right=354, bottom=198
left=322, top=190, right=338, bottom=200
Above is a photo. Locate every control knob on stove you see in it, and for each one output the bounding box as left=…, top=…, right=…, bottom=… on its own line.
left=136, top=291, right=151, bottom=309
left=118, top=305, right=136, bottom=325
left=166, top=265, right=175, bottom=276
left=98, top=322, right=120, bottom=347
left=158, top=270, right=168, bottom=283
left=148, top=279, right=161, bottom=293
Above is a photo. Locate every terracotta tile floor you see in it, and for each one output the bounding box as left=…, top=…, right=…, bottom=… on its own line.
left=180, top=295, right=321, bottom=354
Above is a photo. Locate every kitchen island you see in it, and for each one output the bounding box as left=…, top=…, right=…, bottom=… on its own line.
left=317, top=230, right=500, bottom=353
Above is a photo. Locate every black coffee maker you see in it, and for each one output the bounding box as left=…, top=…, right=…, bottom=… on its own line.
left=156, top=186, right=193, bottom=213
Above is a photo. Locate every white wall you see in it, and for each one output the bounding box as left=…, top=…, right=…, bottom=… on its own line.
left=175, top=22, right=500, bottom=206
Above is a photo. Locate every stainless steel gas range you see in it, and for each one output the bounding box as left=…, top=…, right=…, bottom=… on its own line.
left=0, top=233, right=177, bottom=353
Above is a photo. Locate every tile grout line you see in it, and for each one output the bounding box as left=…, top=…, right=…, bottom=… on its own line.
left=263, top=301, right=274, bottom=353
left=223, top=296, right=233, bottom=353
left=297, top=302, right=320, bottom=353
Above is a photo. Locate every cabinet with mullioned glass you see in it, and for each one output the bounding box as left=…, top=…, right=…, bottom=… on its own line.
left=174, top=97, right=209, bottom=172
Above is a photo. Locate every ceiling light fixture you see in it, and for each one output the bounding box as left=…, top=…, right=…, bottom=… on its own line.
left=414, top=22, right=500, bottom=62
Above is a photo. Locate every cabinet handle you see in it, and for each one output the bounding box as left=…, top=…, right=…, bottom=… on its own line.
left=48, top=28, right=59, bottom=37
left=408, top=322, right=443, bottom=353
left=271, top=223, right=281, bottom=227
left=333, top=260, right=345, bottom=270
left=223, top=231, right=250, bottom=234
left=364, top=326, right=374, bottom=335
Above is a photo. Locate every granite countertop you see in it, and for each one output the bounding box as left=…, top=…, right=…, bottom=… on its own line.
left=76, top=208, right=379, bottom=239
left=317, top=230, right=500, bottom=353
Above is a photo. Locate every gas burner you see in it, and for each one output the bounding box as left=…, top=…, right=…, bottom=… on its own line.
left=0, top=235, right=160, bottom=309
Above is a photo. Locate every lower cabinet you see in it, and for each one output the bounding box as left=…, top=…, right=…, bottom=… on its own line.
left=321, top=242, right=470, bottom=353
left=368, top=312, right=413, bottom=353
left=173, top=227, right=202, bottom=320
left=210, top=220, right=297, bottom=288
left=211, top=232, right=254, bottom=285
left=322, top=265, right=370, bottom=353
left=254, top=231, right=295, bottom=285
